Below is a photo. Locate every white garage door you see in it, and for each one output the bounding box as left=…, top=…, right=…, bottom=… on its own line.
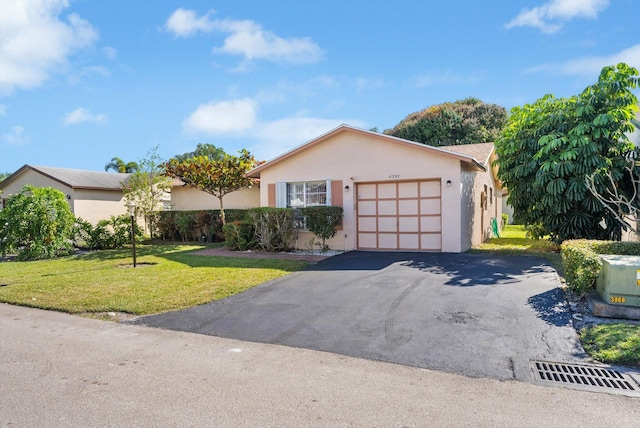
left=356, top=180, right=442, bottom=251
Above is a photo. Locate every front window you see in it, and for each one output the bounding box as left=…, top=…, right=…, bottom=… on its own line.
left=287, top=181, right=328, bottom=229
left=287, top=181, right=327, bottom=208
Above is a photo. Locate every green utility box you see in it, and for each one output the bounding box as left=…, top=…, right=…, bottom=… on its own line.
left=596, top=255, right=640, bottom=307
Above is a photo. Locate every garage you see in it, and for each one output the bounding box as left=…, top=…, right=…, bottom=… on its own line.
left=357, top=180, right=442, bottom=251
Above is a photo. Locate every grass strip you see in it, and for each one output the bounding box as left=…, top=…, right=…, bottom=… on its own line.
left=580, top=323, right=640, bottom=368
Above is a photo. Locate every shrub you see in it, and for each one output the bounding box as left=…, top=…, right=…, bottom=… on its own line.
left=299, top=206, right=343, bottom=251
left=248, top=208, right=297, bottom=252
left=74, top=215, right=143, bottom=250
left=152, top=210, right=249, bottom=242
left=222, top=221, right=255, bottom=251
left=0, top=185, right=75, bottom=260
left=501, top=213, right=509, bottom=227
left=561, top=240, right=640, bottom=296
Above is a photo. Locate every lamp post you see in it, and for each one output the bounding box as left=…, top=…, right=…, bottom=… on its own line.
left=126, top=201, right=137, bottom=268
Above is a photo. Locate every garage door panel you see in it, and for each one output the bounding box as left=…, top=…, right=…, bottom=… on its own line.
left=399, top=217, right=419, bottom=232
left=421, top=233, right=441, bottom=250
left=420, top=199, right=441, bottom=215
left=378, top=233, right=398, bottom=249
left=378, top=200, right=397, bottom=215
left=358, top=184, right=377, bottom=199
left=378, top=217, right=397, bottom=232
left=398, top=182, right=418, bottom=198
left=378, top=183, right=397, bottom=198
left=421, top=181, right=441, bottom=197
left=358, top=217, right=376, bottom=232
left=358, top=200, right=377, bottom=215
left=358, top=233, right=377, bottom=248
left=420, top=216, right=441, bottom=232
left=398, top=199, right=418, bottom=215
left=399, top=234, right=420, bottom=249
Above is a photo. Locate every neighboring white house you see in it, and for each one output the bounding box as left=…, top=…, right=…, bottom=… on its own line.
left=248, top=125, right=502, bottom=252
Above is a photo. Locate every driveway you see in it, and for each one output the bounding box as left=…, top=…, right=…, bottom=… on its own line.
left=132, top=251, right=586, bottom=381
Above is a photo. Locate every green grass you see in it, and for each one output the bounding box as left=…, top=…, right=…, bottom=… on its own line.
left=0, top=244, right=307, bottom=316
left=581, top=323, right=640, bottom=368
left=471, top=225, right=563, bottom=274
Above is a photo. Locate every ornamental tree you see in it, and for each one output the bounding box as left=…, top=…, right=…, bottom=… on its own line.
left=495, top=63, right=639, bottom=243
left=0, top=185, right=76, bottom=260
left=165, top=149, right=256, bottom=225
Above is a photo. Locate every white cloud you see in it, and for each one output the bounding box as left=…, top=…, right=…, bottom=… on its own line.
left=164, top=8, right=323, bottom=65
left=164, top=8, right=217, bottom=37
left=1, top=126, right=29, bottom=146
left=356, top=77, right=384, bottom=92
left=506, top=0, right=609, bottom=34
left=63, top=107, right=108, bottom=125
left=527, top=44, right=640, bottom=75
left=251, top=117, right=368, bottom=161
left=410, top=70, right=483, bottom=87
left=0, top=0, right=99, bottom=95
left=183, top=98, right=258, bottom=135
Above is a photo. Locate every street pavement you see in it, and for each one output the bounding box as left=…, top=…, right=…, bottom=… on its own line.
left=1, top=303, right=638, bottom=427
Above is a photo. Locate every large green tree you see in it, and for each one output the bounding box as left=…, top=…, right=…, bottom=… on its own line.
left=173, top=143, right=226, bottom=162
left=385, top=97, right=507, bottom=146
left=122, top=146, right=172, bottom=234
left=0, top=185, right=76, bottom=260
left=105, top=157, right=139, bottom=173
left=495, top=63, right=639, bottom=242
left=165, top=149, right=256, bottom=225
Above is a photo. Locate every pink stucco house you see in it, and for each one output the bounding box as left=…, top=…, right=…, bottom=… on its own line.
left=248, top=125, right=502, bottom=252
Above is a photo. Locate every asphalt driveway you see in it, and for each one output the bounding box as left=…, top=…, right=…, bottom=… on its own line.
left=132, top=251, right=586, bottom=381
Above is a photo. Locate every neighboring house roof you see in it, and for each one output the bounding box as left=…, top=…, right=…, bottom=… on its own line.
left=0, top=165, right=130, bottom=191
left=248, top=124, right=488, bottom=177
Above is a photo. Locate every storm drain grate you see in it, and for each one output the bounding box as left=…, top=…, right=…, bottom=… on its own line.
left=531, top=361, right=640, bottom=396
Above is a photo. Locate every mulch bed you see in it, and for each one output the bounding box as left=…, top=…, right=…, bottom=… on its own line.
left=193, top=247, right=331, bottom=262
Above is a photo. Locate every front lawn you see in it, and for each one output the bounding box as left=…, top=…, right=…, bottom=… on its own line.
left=0, top=244, right=307, bottom=316
left=473, top=225, right=562, bottom=274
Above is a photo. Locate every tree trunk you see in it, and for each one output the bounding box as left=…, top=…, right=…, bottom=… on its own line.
left=218, top=195, right=226, bottom=225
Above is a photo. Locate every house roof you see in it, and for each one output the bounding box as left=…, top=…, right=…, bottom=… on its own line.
left=0, top=165, right=130, bottom=191
left=248, top=124, right=488, bottom=177
left=438, top=142, right=495, bottom=166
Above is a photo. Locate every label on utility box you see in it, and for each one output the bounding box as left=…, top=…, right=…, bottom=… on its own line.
left=637, top=269, right=640, bottom=286
left=610, top=296, right=626, bottom=304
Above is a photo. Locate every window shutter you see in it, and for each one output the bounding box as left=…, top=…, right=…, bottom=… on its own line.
left=275, top=182, right=287, bottom=208
left=326, top=179, right=332, bottom=206
left=330, top=180, right=343, bottom=207
left=267, top=184, right=276, bottom=208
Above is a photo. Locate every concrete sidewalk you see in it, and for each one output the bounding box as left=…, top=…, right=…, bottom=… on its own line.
left=1, top=304, right=638, bottom=427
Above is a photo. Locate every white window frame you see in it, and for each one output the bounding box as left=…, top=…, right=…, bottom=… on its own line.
left=275, top=179, right=332, bottom=229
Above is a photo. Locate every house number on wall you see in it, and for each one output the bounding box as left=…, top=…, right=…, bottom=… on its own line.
left=389, top=174, right=400, bottom=179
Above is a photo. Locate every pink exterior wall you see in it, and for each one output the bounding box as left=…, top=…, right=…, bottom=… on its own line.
left=257, top=131, right=467, bottom=252
left=170, top=185, right=260, bottom=211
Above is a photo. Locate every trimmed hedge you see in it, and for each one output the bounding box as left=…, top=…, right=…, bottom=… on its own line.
left=152, top=209, right=249, bottom=242
left=248, top=208, right=297, bottom=252
left=561, top=240, right=640, bottom=296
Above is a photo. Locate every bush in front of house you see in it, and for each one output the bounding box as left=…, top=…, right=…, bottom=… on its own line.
left=561, top=240, right=640, bottom=296
left=222, top=221, right=255, bottom=251
left=74, top=215, right=144, bottom=250
left=248, top=207, right=297, bottom=252
left=299, top=206, right=343, bottom=251
left=153, top=209, right=249, bottom=242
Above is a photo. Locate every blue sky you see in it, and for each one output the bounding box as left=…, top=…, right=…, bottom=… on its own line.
left=1, top=0, right=638, bottom=174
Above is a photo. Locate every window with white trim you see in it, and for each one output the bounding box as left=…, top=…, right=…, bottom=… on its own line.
left=275, top=180, right=332, bottom=229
